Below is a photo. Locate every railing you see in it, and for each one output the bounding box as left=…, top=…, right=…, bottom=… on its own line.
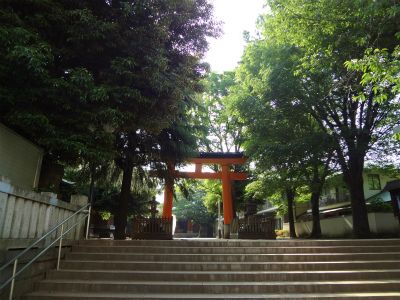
left=238, top=215, right=276, bottom=239
left=131, top=217, right=172, bottom=240
left=0, top=203, right=91, bottom=300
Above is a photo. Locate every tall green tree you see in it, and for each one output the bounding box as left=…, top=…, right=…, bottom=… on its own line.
left=193, top=72, right=247, bottom=219
left=173, top=184, right=215, bottom=236
left=0, top=0, right=219, bottom=239
left=233, top=41, right=335, bottom=238
left=0, top=1, right=116, bottom=179
left=197, top=72, right=244, bottom=153
left=107, top=0, right=219, bottom=239
left=255, top=0, right=400, bottom=237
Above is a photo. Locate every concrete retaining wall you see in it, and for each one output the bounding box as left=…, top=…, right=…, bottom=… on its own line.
left=0, top=179, right=87, bottom=250
left=295, top=212, right=400, bottom=237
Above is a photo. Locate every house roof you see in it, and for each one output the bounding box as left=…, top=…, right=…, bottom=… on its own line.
left=256, top=207, right=277, bottom=215
left=383, top=180, right=400, bottom=192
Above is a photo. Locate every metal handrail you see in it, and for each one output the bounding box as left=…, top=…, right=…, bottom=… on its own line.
left=0, top=203, right=91, bottom=300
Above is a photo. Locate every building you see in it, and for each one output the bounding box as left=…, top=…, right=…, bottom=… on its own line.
left=0, top=123, right=43, bottom=189
left=255, top=167, right=400, bottom=237
left=318, top=169, right=397, bottom=209
left=295, top=167, right=400, bottom=237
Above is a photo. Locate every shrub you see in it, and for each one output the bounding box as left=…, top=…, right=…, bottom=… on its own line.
left=275, top=229, right=289, bottom=237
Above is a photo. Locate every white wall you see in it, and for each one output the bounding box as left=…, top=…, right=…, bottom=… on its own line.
left=363, top=172, right=397, bottom=201
left=0, top=123, right=43, bottom=189
left=296, top=212, right=399, bottom=237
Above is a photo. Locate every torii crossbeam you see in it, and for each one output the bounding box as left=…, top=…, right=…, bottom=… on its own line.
left=162, top=152, right=247, bottom=239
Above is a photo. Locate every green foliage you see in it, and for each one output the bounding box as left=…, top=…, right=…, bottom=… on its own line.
left=94, top=185, right=152, bottom=217
left=65, top=163, right=156, bottom=217
left=0, top=0, right=219, bottom=170
left=200, top=179, right=222, bottom=215
left=196, top=71, right=244, bottom=153
left=253, top=0, right=399, bottom=236
left=245, top=179, right=287, bottom=215
left=228, top=0, right=400, bottom=237
left=258, top=1, right=400, bottom=163
left=0, top=1, right=116, bottom=166
left=188, top=71, right=248, bottom=216
left=173, top=185, right=215, bottom=225
left=244, top=173, right=310, bottom=217
left=0, top=0, right=221, bottom=240
left=345, top=46, right=400, bottom=104
left=233, top=40, right=334, bottom=216
left=99, top=211, right=112, bottom=221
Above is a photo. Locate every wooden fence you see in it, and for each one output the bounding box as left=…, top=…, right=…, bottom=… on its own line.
left=238, top=215, right=276, bottom=239
left=131, top=217, right=173, bottom=240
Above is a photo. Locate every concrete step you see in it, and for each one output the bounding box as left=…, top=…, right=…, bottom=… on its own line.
left=23, top=291, right=400, bottom=299
left=71, top=245, right=400, bottom=254
left=59, top=259, right=400, bottom=271
left=78, top=239, right=400, bottom=248
left=22, top=239, right=400, bottom=299
left=65, top=251, right=400, bottom=262
left=47, top=269, right=400, bottom=282
left=33, top=279, right=400, bottom=294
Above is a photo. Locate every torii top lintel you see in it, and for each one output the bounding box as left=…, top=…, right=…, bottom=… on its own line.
left=176, top=152, right=247, bottom=180
left=187, top=156, right=247, bottom=165
left=162, top=152, right=248, bottom=225
left=190, top=151, right=246, bottom=164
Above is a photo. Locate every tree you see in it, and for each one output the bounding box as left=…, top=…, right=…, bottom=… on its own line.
left=256, top=0, right=400, bottom=237
left=0, top=1, right=116, bottom=191
left=200, top=179, right=222, bottom=214
left=192, top=72, right=247, bottom=219
left=197, top=72, right=244, bottom=153
left=0, top=0, right=220, bottom=239
left=232, top=41, right=335, bottom=238
left=109, top=1, right=219, bottom=239
left=345, top=46, right=400, bottom=105
left=173, top=185, right=215, bottom=233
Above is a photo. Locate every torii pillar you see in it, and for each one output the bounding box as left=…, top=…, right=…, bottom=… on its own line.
left=162, top=153, right=247, bottom=239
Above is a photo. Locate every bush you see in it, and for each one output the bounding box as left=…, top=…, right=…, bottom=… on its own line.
left=275, top=229, right=289, bottom=238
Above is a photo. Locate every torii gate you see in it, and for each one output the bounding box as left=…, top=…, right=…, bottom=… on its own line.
left=162, top=152, right=247, bottom=239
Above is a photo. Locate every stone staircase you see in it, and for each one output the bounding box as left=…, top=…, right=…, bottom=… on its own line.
left=23, top=239, right=400, bottom=299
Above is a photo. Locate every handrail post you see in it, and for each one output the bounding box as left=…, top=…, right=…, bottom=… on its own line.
left=85, top=205, right=91, bottom=240
left=0, top=203, right=90, bottom=296
left=9, top=259, right=17, bottom=300
left=56, top=225, right=64, bottom=271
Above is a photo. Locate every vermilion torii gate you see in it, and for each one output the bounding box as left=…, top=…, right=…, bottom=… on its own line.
left=162, top=152, right=247, bottom=239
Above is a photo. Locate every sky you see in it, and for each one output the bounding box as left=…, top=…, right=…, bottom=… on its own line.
left=203, top=0, right=267, bottom=73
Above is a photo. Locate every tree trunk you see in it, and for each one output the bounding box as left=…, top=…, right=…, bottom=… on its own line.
left=286, top=189, right=297, bottom=238
left=310, top=165, right=324, bottom=239
left=114, top=162, right=133, bottom=240
left=310, top=191, right=321, bottom=238
left=344, top=155, right=370, bottom=238
left=346, top=173, right=370, bottom=238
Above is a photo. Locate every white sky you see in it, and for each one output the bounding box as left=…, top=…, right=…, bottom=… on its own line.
left=203, top=0, right=267, bottom=73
